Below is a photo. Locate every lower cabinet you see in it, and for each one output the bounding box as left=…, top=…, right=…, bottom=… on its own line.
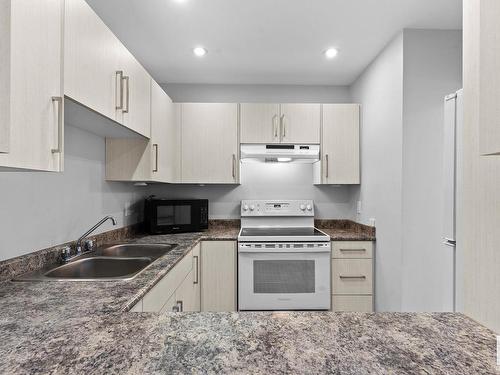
left=331, top=241, right=374, bottom=312
left=131, top=241, right=236, bottom=312
left=201, top=241, right=237, bottom=312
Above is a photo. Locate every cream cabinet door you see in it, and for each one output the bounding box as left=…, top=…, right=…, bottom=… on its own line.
left=64, top=0, right=122, bottom=122
left=240, top=103, right=280, bottom=144
left=201, top=241, right=237, bottom=312
left=0, top=0, right=63, bottom=171
left=180, top=103, right=239, bottom=183
left=118, top=47, right=151, bottom=138
left=321, top=104, right=360, bottom=184
left=280, top=104, right=321, bottom=144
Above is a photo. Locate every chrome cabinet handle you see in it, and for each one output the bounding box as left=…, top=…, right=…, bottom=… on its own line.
left=282, top=115, right=286, bottom=138
left=51, top=96, right=63, bottom=154
left=123, top=75, right=130, bottom=113
left=115, top=71, right=124, bottom=110
left=325, top=154, right=329, bottom=178
left=232, top=154, right=236, bottom=179
left=193, top=255, right=199, bottom=284
left=172, top=301, right=183, bottom=312
left=339, top=275, right=366, bottom=280
left=272, top=115, right=279, bottom=138
left=339, top=248, right=366, bottom=252
left=152, top=144, right=159, bottom=172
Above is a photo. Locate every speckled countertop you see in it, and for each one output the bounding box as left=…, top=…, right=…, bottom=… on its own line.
left=0, top=223, right=498, bottom=374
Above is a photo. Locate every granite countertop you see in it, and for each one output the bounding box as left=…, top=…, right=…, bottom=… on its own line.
left=0, top=222, right=498, bottom=374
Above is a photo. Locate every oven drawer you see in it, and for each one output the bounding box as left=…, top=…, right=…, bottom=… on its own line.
left=332, top=259, right=373, bottom=295
left=332, top=241, right=373, bottom=259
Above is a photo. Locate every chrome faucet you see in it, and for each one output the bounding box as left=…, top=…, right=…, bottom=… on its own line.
left=76, top=215, right=117, bottom=255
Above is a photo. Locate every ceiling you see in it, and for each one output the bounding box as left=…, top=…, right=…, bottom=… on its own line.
left=86, top=0, right=462, bottom=86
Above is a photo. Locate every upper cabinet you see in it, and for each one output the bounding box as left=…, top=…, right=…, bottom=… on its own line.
left=240, top=103, right=280, bottom=144
left=316, top=104, right=360, bottom=185
left=280, top=104, right=321, bottom=144
left=64, top=0, right=150, bottom=138
left=106, top=80, right=178, bottom=182
left=240, top=103, right=320, bottom=144
left=179, top=103, right=239, bottom=184
left=0, top=0, right=64, bottom=171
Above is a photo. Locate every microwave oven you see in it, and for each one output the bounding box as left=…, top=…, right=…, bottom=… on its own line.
left=144, top=197, right=209, bottom=234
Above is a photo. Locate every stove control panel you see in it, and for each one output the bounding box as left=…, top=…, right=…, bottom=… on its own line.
left=241, top=200, right=314, bottom=216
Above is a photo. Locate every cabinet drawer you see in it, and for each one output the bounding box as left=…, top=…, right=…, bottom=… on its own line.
left=142, top=249, right=193, bottom=312
left=332, top=259, right=373, bottom=294
left=332, top=241, right=373, bottom=259
left=332, top=295, right=373, bottom=312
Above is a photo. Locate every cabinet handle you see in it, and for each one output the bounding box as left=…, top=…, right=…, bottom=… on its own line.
left=339, top=248, right=366, bottom=252
left=280, top=114, right=286, bottom=140
left=193, top=255, right=199, bottom=284
left=339, top=275, right=366, bottom=280
left=123, top=75, right=130, bottom=113
left=172, top=300, right=183, bottom=312
left=51, top=96, right=63, bottom=154
left=115, top=71, right=124, bottom=110
left=325, top=154, right=329, bottom=178
left=232, top=154, right=236, bottom=179
left=152, top=144, right=159, bottom=172
left=273, top=115, right=279, bottom=138
left=282, top=115, right=286, bottom=138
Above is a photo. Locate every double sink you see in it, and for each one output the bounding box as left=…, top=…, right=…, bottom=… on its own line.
left=16, top=243, right=177, bottom=281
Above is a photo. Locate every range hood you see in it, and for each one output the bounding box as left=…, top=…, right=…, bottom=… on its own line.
left=240, top=144, right=320, bottom=163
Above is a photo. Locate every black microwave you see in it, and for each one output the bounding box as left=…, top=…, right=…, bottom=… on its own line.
left=144, top=197, right=209, bottom=234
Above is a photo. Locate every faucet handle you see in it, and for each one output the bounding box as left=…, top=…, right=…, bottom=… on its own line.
left=60, top=246, right=72, bottom=264
left=84, top=239, right=95, bottom=252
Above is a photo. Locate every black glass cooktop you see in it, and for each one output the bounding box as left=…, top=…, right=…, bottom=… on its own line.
left=240, top=227, right=326, bottom=237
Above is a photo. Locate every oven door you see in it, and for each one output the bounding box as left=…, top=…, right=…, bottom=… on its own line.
left=238, top=245, right=331, bottom=311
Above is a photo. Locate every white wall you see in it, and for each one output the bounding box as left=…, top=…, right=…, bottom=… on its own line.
left=350, top=33, right=405, bottom=312
left=148, top=162, right=357, bottom=220
left=0, top=126, right=144, bottom=261
left=163, top=84, right=352, bottom=103
left=400, top=29, right=462, bottom=311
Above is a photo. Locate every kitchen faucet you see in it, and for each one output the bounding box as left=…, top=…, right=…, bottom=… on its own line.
left=76, top=215, right=117, bottom=255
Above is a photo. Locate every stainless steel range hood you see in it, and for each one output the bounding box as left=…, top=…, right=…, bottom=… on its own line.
left=240, top=144, right=320, bottom=163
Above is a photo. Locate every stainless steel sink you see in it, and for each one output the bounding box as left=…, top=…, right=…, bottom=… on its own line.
left=98, top=243, right=176, bottom=259
left=44, top=257, right=151, bottom=280
left=14, top=243, right=177, bottom=281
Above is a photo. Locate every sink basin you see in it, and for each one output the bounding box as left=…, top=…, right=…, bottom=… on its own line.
left=14, top=243, right=177, bottom=281
left=44, top=257, right=151, bottom=280
left=99, top=243, right=176, bottom=259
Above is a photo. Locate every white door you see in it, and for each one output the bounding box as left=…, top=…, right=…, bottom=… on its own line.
left=321, top=104, right=360, bottom=184
left=0, top=0, right=63, bottom=171
left=280, top=104, right=321, bottom=144
left=240, top=103, right=280, bottom=144
left=180, top=103, right=239, bottom=183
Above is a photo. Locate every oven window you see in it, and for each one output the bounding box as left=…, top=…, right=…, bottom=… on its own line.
left=157, top=205, right=191, bottom=226
left=253, top=260, right=315, bottom=293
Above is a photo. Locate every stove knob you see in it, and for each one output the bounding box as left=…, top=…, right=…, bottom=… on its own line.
left=243, top=204, right=249, bottom=211
left=249, top=205, right=255, bottom=211
left=306, top=204, right=313, bottom=211
left=299, top=204, right=306, bottom=211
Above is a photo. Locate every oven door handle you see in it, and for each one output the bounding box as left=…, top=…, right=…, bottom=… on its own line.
left=238, top=249, right=331, bottom=254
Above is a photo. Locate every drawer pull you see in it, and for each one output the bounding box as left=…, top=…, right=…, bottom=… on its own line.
left=339, top=248, right=366, bottom=252
left=339, top=275, right=366, bottom=280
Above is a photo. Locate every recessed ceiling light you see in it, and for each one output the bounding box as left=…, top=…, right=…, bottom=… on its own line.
left=193, top=47, right=207, bottom=57
left=324, top=48, right=338, bottom=59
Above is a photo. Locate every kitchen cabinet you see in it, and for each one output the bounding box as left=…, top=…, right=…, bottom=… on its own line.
left=240, top=103, right=320, bottom=144
left=473, top=0, right=500, bottom=155
left=179, top=103, right=239, bottom=184
left=316, top=104, right=360, bottom=184
left=280, top=104, right=321, bottom=144
left=64, top=0, right=150, bottom=138
left=201, top=241, right=237, bottom=312
left=240, top=103, right=281, bottom=144
left=106, top=80, right=179, bottom=182
left=0, top=0, right=64, bottom=171
left=331, top=241, right=374, bottom=312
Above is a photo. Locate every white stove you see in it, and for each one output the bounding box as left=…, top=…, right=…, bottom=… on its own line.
left=238, top=200, right=331, bottom=311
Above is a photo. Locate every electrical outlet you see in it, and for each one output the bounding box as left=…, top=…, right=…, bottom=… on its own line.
left=124, top=202, right=134, bottom=217
left=357, top=200, right=362, bottom=214
left=369, top=218, right=376, bottom=227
